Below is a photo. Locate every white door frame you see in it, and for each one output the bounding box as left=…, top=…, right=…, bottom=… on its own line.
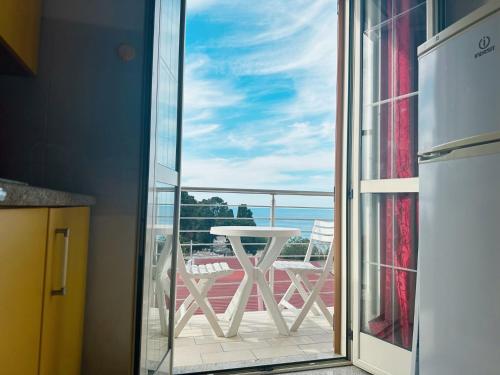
left=346, top=1, right=432, bottom=374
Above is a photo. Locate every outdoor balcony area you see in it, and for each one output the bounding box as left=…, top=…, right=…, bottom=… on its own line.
left=145, top=187, right=339, bottom=373
left=155, top=307, right=335, bottom=373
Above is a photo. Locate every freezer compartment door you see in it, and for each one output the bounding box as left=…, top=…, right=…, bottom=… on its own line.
left=418, top=8, right=500, bottom=154
left=419, top=147, right=500, bottom=375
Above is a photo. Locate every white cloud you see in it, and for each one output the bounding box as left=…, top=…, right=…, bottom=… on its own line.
left=183, top=54, right=244, bottom=143
left=184, top=55, right=244, bottom=112
left=226, top=4, right=338, bottom=122
left=182, top=0, right=337, bottom=191
left=189, top=2, right=338, bottom=131
left=226, top=134, right=258, bottom=150
left=182, top=150, right=334, bottom=191
left=186, top=0, right=221, bottom=13
left=183, top=123, right=220, bottom=139
left=266, top=121, right=333, bottom=150
left=215, top=0, right=331, bottom=47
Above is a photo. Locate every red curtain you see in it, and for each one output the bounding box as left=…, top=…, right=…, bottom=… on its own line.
left=368, top=0, right=415, bottom=349
left=394, top=0, right=413, bottom=349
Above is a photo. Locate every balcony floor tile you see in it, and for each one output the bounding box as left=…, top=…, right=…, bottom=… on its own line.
left=145, top=308, right=340, bottom=374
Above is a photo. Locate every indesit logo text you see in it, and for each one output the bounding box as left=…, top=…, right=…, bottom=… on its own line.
left=475, top=36, right=495, bottom=58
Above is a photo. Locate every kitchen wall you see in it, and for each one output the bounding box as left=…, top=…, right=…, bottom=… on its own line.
left=0, top=1, right=149, bottom=373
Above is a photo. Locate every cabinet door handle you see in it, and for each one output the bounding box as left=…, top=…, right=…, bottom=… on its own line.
left=51, top=228, right=70, bottom=296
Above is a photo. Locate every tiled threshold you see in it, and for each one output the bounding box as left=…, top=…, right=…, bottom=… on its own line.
left=172, top=309, right=339, bottom=374
left=147, top=308, right=342, bottom=374
left=173, top=352, right=339, bottom=374
left=283, top=366, right=370, bottom=374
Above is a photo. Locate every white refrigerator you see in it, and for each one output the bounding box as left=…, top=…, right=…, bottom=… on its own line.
left=416, top=3, right=500, bottom=375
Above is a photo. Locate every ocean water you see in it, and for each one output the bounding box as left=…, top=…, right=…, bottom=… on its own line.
left=158, top=205, right=334, bottom=241
left=249, top=207, right=334, bottom=237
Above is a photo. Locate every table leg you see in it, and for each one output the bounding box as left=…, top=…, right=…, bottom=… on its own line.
left=224, top=236, right=257, bottom=337
left=225, top=274, right=253, bottom=337
left=223, top=277, right=245, bottom=321
left=256, top=270, right=290, bottom=336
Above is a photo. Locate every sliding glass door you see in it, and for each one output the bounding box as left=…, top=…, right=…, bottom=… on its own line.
left=351, top=1, right=426, bottom=374
left=139, top=0, right=185, bottom=374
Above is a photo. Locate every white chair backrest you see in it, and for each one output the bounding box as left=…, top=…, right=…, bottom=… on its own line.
left=304, top=220, right=334, bottom=270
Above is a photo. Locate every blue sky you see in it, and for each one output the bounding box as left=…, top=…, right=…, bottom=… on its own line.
left=182, top=0, right=337, bottom=192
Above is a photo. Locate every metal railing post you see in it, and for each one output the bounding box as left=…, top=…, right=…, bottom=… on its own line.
left=269, top=193, right=276, bottom=296
left=270, top=193, right=276, bottom=227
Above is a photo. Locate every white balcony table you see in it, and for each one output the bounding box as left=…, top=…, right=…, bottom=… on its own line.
left=210, top=226, right=300, bottom=337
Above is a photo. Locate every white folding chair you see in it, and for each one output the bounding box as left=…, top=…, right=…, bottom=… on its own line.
left=154, top=227, right=233, bottom=338
left=272, top=220, right=334, bottom=331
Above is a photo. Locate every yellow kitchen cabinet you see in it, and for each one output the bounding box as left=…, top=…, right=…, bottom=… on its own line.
left=39, top=207, right=89, bottom=375
left=0, top=208, right=49, bottom=375
left=0, top=0, right=42, bottom=74
left=0, top=206, right=89, bottom=375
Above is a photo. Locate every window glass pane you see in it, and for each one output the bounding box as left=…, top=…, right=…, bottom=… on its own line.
left=157, top=0, right=180, bottom=170
left=143, top=183, right=176, bottom=371
left=159, top=0, right=172, bottom=71
left=364, top=0, right=393, bottom=31
left=364, top=0, right=426, bottom=31
left=394, top=0, right=426, bottom=15
left=394, top=4, right=426, bottom=97
left=362, top=96, right=418, bottom=180
left=361, top=193, right=418, bottom=350
left=393, top=269, right=417, bottom=348
left=171, top=0, right=181, bottom=76
left=363, top=21, right=393, bottom=104
left=361, top=265, right=416, bottom=350
left=142, top=0, right=182, bottom=371
left=157, top=63, right=178, bottom=170
left=361, top=264, right=396, bottom=341
left=157, top=62, right=170, bottom=168
left=361, top=193, right=418, bottom=270
left=362, top=3, right=424, bottom=180
left=363, top=4, right=426, bottom=104
left=360, top=0, right=425, bottom=353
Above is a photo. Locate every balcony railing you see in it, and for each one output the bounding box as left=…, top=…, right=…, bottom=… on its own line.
left=168, top=186, right=335, bottom=314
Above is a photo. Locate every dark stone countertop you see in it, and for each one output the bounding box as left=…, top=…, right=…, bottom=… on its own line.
left=0, top=181, right=95, bottom=207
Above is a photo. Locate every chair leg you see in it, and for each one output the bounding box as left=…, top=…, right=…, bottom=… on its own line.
left=290, top=276, right=326, bottom=332
left=183, top=277, right=225, bottom=337
left=175, top=299, right=199, bottom=337
left=288, top=271, right=320, bottom=316
left=300, top=274, right=333, bottom=327
left=174, top=279, right=214, bottom=337
left=278, top=282, right=296, bottom=311
left=175, top=294, right=194, bottom=324
left=179, top=295, right=194, bottom=315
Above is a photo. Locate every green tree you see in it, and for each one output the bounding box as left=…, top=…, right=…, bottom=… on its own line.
left=179, top=193, right=266, bottom=255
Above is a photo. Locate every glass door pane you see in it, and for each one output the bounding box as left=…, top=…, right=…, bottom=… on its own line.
left=361, top=193, right=418, bottom=350
left=353, top=1, right=426, bottom=374
left=140, top=0, right=185, bottom=374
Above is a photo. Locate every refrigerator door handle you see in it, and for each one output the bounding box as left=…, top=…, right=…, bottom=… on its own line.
left=418, top=130, right=500, bottom=157
left=419, top=140, right=500, bottom=164
left=418, top=149, right=452, bottom=162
